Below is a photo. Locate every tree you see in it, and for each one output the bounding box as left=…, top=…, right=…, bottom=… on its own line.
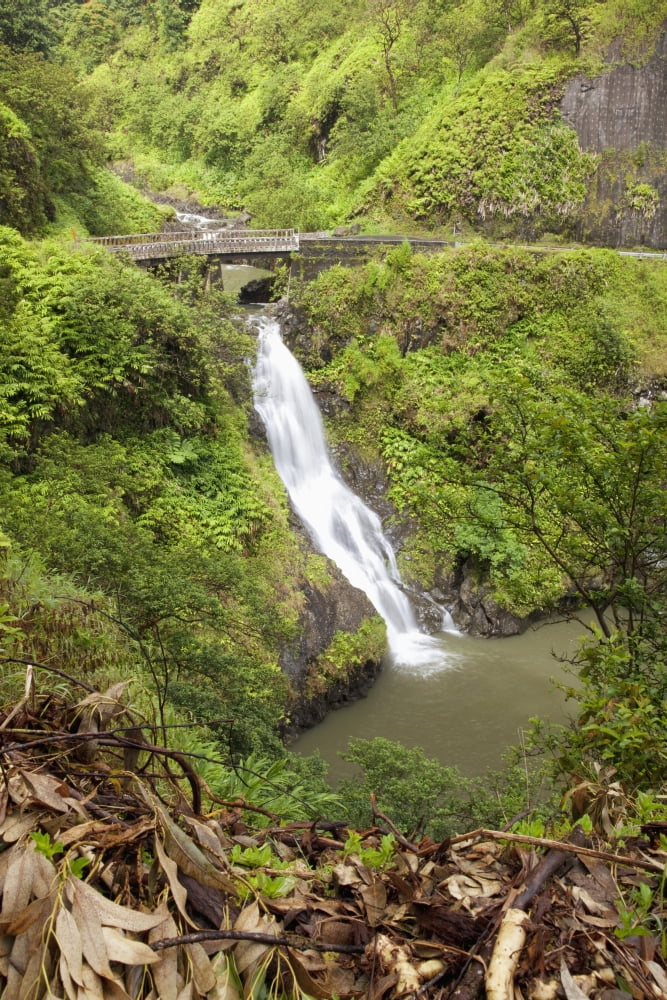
left=440, top=2, right=488, bottom=93
left=492, top=0, right=528, bottom=33
left=0, top=44, right=103, bottom=229
left=0, top=0, right=56, bottom=54
left=454, top=383, right=667, bottom=654
left=542, top=0, right=590, bottom=55
left=60, top=0, right=120, bottom=72
left=366, top=0, right=411, bottom=112
left=0, top=105, right=46, bottom=231
left=434, top=381, right=667, bottom=786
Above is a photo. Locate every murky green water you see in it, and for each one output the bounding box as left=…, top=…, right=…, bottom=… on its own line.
left=219, top=264, right=272, bottom=295
left=292, top=618, right=588, bottom=780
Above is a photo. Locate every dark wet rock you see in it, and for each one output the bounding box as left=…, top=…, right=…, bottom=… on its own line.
left=437, top=559, right=542, bottom=637
left=280, top=557, right=385, bottom=738
left=238, top=276, right=275, bottom=303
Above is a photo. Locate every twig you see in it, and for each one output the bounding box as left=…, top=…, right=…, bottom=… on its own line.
left=370, top=793, right=420, bottom=852
left=150, top=927, right=366, bottom=955
left=0, top=658, right=96, bottom=692
left=448, top=828, right=664, bottom=873
left=202, top=782, right=280, bottom=822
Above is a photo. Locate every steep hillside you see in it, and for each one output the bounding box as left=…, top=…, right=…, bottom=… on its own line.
left=52, top=0, right=667, bottom=246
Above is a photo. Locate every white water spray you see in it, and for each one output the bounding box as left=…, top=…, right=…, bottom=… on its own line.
left=253, top=317, right=454, bottom=671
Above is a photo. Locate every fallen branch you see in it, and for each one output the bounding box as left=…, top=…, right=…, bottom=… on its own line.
left=150, top=927, right=366, bottom=955
left=448, top=828, right=663, bottom=873
left=513, top=825, right=587, bottom=910
left=485, top=909, right=530, bottom=1000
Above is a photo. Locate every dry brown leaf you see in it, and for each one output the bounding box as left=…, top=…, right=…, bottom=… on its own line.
left=644, top=959, right=667, bottom=996
left=59, top=945, right=80, bottom=1000
left=148, top=909, right=180, bottom=1000
left=58, top=821, right=109, bottom=848
left=571, top=886, right=616, bottom=918
left=0, top=841, right=16, bottom=892
left=0, top=844, right=36, bottom=922
left=326, top=963, right=358, bottom=996
left=0, top=811, right=43, bottom=843
left=100, top=926, right=159, bottom=967
left=31, top=849, right=59, bottom=900
left=19, top=939, right=51, bottom=1000
left=74, top=684, right=127, bottom=730
left=233, top=901, right=277, bottom=976
left=332, top=863, right=362, bottom=887
left=360, top=882, right=387, bottom=927
left=22, top=771, right=72, bottom=813
left=55, top=905, right=85, bottom=989
left=576, top=913, right=618, bottom=929
left=313, top=917, right=361, bottom=947
left=182, top=816, right=229, bottom=860
left=70, top=883, right=114, bottom=980
left=101, top=979, right=133, bottom=1000
left=156, top=804, right=236, bottom=896
left=284, top=949, right=332, bottom=999
left=185, top=941, right=216, bottom=994
left=446, top=872, right=503, bottom=903
left=154, top=834, right=197, bottom=929
left=8, top=917, right=46, bottom=1000
left=560, top=958, right=591, bottom=1000
left=0, top=932, right=12, bottom=978
left=1, top=892, right=53, bottom=937
left=176, top=982, right=194, bottom=1000
left=77, top=962, right=105, bottom=1000
left=66, top=876, right=166, bottom=933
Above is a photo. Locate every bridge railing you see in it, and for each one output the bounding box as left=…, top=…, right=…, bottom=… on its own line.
left=78, top=229, right=298, bottom=250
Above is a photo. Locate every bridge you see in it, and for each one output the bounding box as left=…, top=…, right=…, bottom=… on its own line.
left=78, top=228, right=667, bottom=272
left=78, top=228, right=300, bottom=262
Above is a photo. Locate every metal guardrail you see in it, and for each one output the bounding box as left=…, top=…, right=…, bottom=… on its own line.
left=78, top=229, right=299, bottom=260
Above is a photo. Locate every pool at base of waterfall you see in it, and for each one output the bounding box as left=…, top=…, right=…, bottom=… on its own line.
left=292, top=616, right=585, bottom=779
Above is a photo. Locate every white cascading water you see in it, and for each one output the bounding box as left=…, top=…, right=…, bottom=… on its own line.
left=253, top=316, right=453, bottom=671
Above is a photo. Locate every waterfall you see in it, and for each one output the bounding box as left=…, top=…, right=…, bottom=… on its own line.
left=252, top=316, right=453, bottom=670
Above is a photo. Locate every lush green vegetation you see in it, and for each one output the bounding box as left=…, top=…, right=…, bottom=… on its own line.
left=294, top=243, right=667, bottom=801
left=20, top=0, right=661, bottom=237
left=0, top=231, right=386, bottom=768
left=0, top=30, right=169, bottom=237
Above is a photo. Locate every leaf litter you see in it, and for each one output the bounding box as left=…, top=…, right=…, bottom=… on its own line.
left=0, top=679, right=665, bottom=999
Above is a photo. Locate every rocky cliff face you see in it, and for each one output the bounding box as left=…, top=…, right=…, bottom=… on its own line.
left=561, top=29, right=667, bottom=248
left=280, top=558, right=385, bottom=736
